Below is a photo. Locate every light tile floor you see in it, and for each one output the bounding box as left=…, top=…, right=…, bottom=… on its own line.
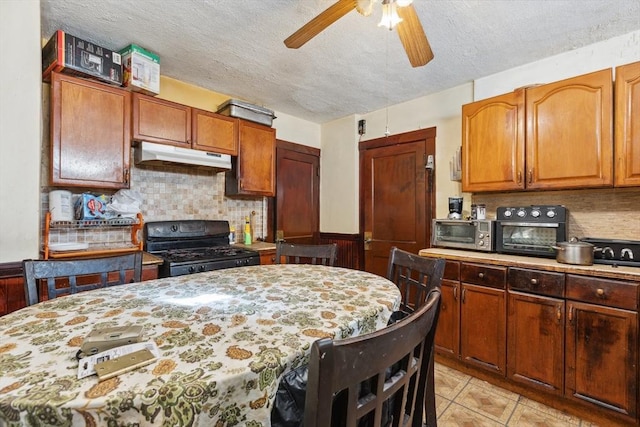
left=433, top=363, right=602, bottom=426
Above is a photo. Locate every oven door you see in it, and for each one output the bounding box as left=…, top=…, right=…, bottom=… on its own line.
left=495, top=221, right=565, bottom=257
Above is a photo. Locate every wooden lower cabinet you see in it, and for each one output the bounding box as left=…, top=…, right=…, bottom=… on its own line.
left=460, top=283, right=506, bottom=374
left=507, top=291, right=564, bottom=394
left=0, top=276, right=26, bottom=316
left=434, top=278, right=460, bottom=357
left=259, top=249, right=276, bottom=265
left=566, top=301, right=638, bottom=419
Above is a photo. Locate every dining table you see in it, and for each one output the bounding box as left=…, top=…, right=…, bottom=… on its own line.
left=0, top=264, right=401, bottom=427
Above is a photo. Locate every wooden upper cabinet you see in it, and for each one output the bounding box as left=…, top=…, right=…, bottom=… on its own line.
left=192, top=108, right=238, bottom=155
left=526, top=68, right=613, bottom=189
left=462, top=68, right=615, bottom=192
left=614, top=61, right=640, bottom=187
left=226, top=120, right=276, bottom=197
left=50, top=72, right=131, bottom=189
left=462, top=90, right=525, bottom=192
left=131, top=93, right=191, bottom=147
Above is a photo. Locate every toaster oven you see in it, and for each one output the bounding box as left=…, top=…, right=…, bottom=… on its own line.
left=432, top=219, right=495, bottom=252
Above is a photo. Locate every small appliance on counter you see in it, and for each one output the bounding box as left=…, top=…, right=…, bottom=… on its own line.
left=432, top=219, right=495, bottom=252
left=580, top=237, right=640, bottom=268
left=495, top=205, right=567, bottom=258
left=448, top=197, right=464, bottom=219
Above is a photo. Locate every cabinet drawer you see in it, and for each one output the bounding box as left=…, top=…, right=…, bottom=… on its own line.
left=461, top=263, right=507, bottom=289
left=444, top=261, right=460, bottom=281
left=508, top=267, right=565, bottom=297
left=566, top=274, right=639, bottom=310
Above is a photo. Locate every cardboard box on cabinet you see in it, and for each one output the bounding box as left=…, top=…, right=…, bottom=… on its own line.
left=42, top=30, right=123, bottom=85
left=119, top=44, right=160, bottom=95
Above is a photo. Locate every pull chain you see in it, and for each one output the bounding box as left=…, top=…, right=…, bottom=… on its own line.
left=384, top=30, right=390, bottom=137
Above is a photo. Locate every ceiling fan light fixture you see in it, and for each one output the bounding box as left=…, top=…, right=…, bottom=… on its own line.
left=396, top=0, right=413, bottom=7
left=378, top=0, right=402, bottom=30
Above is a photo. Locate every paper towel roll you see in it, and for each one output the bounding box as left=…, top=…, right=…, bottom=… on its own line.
left=49, top=190, right=74, bottom=222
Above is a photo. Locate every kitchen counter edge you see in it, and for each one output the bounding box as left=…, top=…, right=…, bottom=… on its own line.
left=419, top=248, right=640, bottom=281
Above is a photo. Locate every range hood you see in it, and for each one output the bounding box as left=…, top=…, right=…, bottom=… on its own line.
left=135, top=141, right=232, bottom=170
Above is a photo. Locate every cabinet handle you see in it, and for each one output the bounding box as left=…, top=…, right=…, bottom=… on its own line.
left=568, top=304, right=573, bottom=323
left=478, top=272, right=484, bottom=279
left=517, top=171, right=522, bottom=184
left=453, top=286, right=458, bottom=301
left=530, top=278, right=538, bottom=285
left=528, top=169, right=533, bottom=184
left=123, top=168, right=130, bottom=185
left=556, top=306, right=561, bottom=321
left=596, top=288, right=605, bottom=297
left=462, top=288, right=466, bottom=303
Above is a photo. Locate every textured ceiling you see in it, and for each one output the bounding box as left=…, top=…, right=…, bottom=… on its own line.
left=41, top=0, right=640, bottom=124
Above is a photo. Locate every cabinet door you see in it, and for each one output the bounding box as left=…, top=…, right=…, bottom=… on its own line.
left=192, top=108, right=238, bottom=155
left=259, top=250, right=276, bottom=265
left=566, top=301, right=637, bottom=419
left=507, top=291, right=564, bottom=394
left=131, top=93, right=191, bottom=147
left=460, top=283, right=506, bottom=375
left=526, top=68, right=613, bottom=189
left=434, top=278, right=460, bottom=358
left=51, top=73, right=131, bottom=188
left=614, top=61, right=640, bottom=187
left=462, top=90, right=525, bottom=192
left=226, top=120, right=276, bottom=196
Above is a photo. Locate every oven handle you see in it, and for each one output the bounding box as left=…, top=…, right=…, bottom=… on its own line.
left=498, top=222, right=559, bottom=228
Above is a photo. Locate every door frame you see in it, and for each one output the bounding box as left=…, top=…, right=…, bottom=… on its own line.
left=358, top=128, right=437, bottom=270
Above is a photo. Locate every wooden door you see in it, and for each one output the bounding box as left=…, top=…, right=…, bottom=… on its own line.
left=192, top=109, right=238, bottom=155
left=275, top=140, right=320, bottom=245
left=225, top=120, right=276, bottom=197
left=460, top=283, right=506, bottom=375
left=614, top=61, right=640, bottom=187
left=51, top=72, right=131, bottom=188
left=566, top=301, right=638, bottom=419
left=507, top=291, right=564, bottom=394
left=462, top=90, right=525, bottom=192
left=131, top=93, right=191, bottom=147
left=360, top=128, right=436, bottom=277
left=526, top=68, right=613, bottom=189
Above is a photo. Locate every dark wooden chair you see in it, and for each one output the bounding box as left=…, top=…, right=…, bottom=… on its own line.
left=23, top=252, right=143, bottom=306
left=303, top=287, right=442, bottom=427
left=386, top=247, right=446, bottom=427
left=275, top=242, right=338, bottom=266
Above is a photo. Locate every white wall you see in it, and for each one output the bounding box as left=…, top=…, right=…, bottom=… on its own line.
left=273, top=111, right=321, bottom=148
left=0, top=1, right=41, bottom=263
left=319, top=30, right=640, bottom=234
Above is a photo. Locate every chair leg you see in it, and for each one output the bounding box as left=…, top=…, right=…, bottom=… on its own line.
left=424, top=349, right=437, bottom=427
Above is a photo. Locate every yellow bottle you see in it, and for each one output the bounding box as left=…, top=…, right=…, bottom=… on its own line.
left=244, top=216, right=252, bottom=245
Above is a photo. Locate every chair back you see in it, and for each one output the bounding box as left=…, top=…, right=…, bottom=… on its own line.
left=23, top=252, right=143, bottom=306
left=387, top=247, right=446, bottom=314
left=304, top=288, right=442, bottom=427
left=275, top=242, right=338, bottom=266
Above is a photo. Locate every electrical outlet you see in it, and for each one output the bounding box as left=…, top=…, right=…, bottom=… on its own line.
left=358, top=119, right=366, bottom=135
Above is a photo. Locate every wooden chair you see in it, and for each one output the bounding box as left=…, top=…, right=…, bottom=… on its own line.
left=303, top=287, right=442, bottom=427
left=275, top=242, right=338, bottom=266
left=386, top=247, right=446, bottom=427
left=23, top=252, right=143, bottom=306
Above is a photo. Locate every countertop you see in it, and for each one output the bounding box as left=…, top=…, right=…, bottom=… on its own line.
left=235, top=241, right=277, bottom=252
left=419, top=248, right=640, bottom=281
left=142, top=252, right=164, bottom=265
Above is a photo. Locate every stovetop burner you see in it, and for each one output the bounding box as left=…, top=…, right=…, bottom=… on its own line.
left=581, top=237, right=640, bottom=267
left=156, top=246, right=259, bottom=264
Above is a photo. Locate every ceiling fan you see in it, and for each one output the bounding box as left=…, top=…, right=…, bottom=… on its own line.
left=284, top=0, right=434, bottom=68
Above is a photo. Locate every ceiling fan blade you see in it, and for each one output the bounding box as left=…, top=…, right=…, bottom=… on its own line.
left=396, top=4, right=434, bottom=67
left=284, top=0, right=356, bottom=49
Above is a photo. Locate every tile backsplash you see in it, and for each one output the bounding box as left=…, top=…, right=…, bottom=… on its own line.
left=473, top=187, right=640, bottom=240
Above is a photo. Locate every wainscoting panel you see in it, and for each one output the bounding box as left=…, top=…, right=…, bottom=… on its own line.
left=319, top=233, right=362, bottom=270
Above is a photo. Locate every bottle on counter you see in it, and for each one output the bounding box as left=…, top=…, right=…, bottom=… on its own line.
left=244, top=217, right=252, bottom=245
left=229, top=226, right=236, bottom=244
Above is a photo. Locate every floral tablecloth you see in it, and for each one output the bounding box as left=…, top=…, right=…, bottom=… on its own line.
left=0, top=264, right=400, bottom=426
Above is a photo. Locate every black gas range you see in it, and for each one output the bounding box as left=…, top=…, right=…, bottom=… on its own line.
left=581, top=237, right=640, bottom=268
left=144, top=220, right=260, bottom=277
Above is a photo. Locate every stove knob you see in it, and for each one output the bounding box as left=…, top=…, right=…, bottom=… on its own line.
left=517, top=209, right=526, bottom=218
left=531, top=209, right=540, bottom=218
left=188, top=266, right=196, bottom=273
left=236, top=260, right=242, bottom=266
left=199, top=265, right=205, bottom=272
left=621, top=248, right=634, bottom=260
left=503, top=210, right=512, bottom=218
left=603, top=247, right=614, bottom=259
left=546, top=210, right=556, bottom=218
left=171, top=225, right=178, bottom=232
